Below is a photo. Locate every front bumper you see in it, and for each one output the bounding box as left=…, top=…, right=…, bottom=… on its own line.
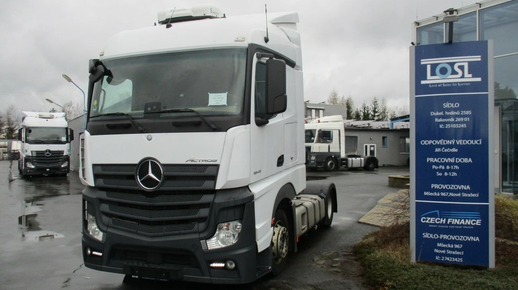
left=82, top=186, right=260, bottom=284
left=21, top=157, right=70, bottom=176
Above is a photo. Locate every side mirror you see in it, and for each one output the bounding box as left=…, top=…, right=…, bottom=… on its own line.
left=89, top=59, right=107, bottom=83
left=69, top=129, right=74, bottom=142
left=266, top=58, right=287, bottom=115
left=18, top=128, right=22, bottom=141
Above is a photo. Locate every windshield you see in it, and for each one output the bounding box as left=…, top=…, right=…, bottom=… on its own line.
left=26, top=127, right=68, bottom=144
left=305, top=129, right=316, bottom=143
left=90, top=48, right=246, bottom=119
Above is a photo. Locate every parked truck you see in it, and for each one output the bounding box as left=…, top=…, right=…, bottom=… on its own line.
left=305, top=115, right=378, bottom=171
left=18, top=111, right=74, bottom=176
left=80, top=5, right=337, bottom=284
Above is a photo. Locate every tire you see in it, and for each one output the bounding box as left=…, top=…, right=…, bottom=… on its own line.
left=364, top=159, right=376, bottom=171
left=320, top=193, right=334, bottom=228
left=324, top=158, right=337, bottom=171
left=271, top=209, right=289, bottom=275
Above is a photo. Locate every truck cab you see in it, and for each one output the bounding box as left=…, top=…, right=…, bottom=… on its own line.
left=80, top=5, right=337, bottom=284
left=18, top=112, right=74, bottom=176
left=305, top=115, right=378, bottom=171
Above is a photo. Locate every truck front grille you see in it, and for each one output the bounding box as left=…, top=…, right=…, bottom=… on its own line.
left=92, top=164, right=218, bottom=237
left=33, top=150, right=65, bottom=166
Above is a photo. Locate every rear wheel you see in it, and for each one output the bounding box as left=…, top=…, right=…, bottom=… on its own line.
left=271, top=209, right=289, bottom=275
left=364, top=159, right=376, bottom=171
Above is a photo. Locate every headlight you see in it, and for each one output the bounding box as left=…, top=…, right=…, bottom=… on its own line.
left=26, top=161, right=35, bottom=168
left=86, top=213, right=104, bottom=242
left=204, top=221, right=242, bottom=250
left=61, top=161, right=69, bottom=168
left=311, top=155, right=316, bottom=160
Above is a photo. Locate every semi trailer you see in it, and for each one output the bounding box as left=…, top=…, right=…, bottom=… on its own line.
left=80, top=5, right=337, bottom=284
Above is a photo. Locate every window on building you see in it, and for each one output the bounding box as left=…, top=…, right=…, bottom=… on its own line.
left=481, top=1, right=518, bottom=56
left=417, top=21, right=443, bottom=45
left=345, top=136, right=358, bottom=154
left=453, top=12, right=477, bottom=42
left=399, top=137, right=410, bottom=153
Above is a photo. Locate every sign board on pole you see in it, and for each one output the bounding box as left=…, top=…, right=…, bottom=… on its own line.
left=410, top=41, right=495, bottom=268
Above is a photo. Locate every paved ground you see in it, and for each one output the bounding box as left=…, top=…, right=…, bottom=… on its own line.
left=0, top=160, right=409, bottom=290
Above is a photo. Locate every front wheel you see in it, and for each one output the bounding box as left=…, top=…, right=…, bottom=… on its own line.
left=271, top=209, right=289, bottom=275
left=324, top=158, right=338, bottom=171
left=320, top=193, right=334, bottom=228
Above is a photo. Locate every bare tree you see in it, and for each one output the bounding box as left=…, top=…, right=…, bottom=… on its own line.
left=4, top=105, right=21, bottom=139
left=326, top=89, right=339, bottom=105
left=62, top=101, right=82, bottom=121
left=0, top=113, right=5, bottom=138
left=346, top=97, right=354, bottom=119
left=377, top=97, right=390, bottom=121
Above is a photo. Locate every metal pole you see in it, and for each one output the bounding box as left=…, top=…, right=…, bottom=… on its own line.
left=45, top=98, right=65, bottom=112
left=62, top=74, right=86, bottom=130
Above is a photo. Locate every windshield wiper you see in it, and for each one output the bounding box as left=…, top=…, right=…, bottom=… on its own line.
left=154, top=108, right=219, bottom=131
left=91, top=112, right=147, bottom=133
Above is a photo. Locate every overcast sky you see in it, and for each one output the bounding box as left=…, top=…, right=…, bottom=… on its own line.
left=0, top=0, right=471, bottom=116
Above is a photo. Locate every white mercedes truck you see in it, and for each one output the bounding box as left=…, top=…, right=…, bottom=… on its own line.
left=80, top=5, right=337, bottom=284
left=305, top=115, right=378, bottom=171
left=18, top=111, right=74, bottom=176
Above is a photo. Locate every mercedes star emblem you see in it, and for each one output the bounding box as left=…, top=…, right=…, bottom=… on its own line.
left=136, top=159, right=164, bottom=191
left=45, top=149, right=52, bottom=157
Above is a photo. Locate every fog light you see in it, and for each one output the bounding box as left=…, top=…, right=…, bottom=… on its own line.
left=86, top=213, right=104, bottom=241
left=86, top=247, right=103, bottom=257
left=225, top=260, right=236, bottom=270
left=204, top=221, right=242, bottom=250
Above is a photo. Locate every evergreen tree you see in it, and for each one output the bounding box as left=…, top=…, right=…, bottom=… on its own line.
left=360, top=101, right=371, bottom=120
left=352, top=108, right=362, bottom=120
left=370, top=97, right=380, bottom=121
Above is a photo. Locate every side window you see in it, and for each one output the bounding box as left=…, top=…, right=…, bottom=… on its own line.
left=255, top=62, right=266, bottom=118
left=305, top=130, right=316, bottom=143
left=317, top=130, right=333, bottom=143
left=94, top=78, right=133, bottom=115
left=321, top=131, right=333, bottom=143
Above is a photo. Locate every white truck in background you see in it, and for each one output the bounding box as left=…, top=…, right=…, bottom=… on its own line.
left=18, top=111, right=74, bottom=176
left=305, top=115, right=378, bottom=171
left=80, top=5, right=337, bottom=284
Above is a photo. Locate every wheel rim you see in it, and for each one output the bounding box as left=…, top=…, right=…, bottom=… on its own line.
left=272, top=221, right=289, bottom=263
